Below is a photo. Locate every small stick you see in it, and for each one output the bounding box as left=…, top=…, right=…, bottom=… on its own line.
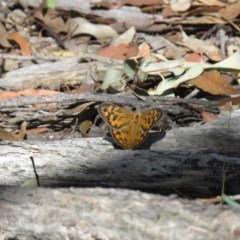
left=30, top=156, right=40, bottom=187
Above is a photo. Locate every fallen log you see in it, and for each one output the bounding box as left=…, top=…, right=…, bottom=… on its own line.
left=0, top=110, right=239, bottom=198
left=1, top=186, right=239, bottom=240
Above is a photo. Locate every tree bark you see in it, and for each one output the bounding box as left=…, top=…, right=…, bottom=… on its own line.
left=0, top=110, right=239, bottom=197
left=0, top=186, right=240, bottom=240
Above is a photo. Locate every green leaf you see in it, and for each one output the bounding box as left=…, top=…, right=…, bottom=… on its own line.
left=205, top=51, right=240, bottom=72
left=124, top=58, right=147, bottom=82
left=222, top=194, right=240, bottom=209
left=47, top=0, right=56, bottom=9
left=148, top=65, right=204, bottom=95
left=101, top=68, right=125, bottom=91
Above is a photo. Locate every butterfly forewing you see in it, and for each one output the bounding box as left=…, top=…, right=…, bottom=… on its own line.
left=98, top=103, right=133, bottom=129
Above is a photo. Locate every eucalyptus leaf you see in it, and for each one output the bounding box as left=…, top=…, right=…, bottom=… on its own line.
left=101, top=68, right=125, bottom=91
left=124, top=58, right=147, bottom=82
left=222, top=194, right=240, bottom=209
left=47, top=0, right=56, bottom=9
left=205, top=51, right=240, bottom=72
left=149, top=65, right=204, bottom=95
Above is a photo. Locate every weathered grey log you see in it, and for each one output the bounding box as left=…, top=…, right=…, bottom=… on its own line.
left=0, top=110, right=239, bottom=197
left=0, top=92, right=219, bottom=127
left=0, top=186, right=240, bottom=240
left=0, top=56, right=121, bottom=90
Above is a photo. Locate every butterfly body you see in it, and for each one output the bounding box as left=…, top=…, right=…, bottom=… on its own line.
left=98, top=103, right=162, bottom=149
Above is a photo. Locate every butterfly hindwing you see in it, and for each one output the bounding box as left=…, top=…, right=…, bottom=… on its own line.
left=140, top=108, right=162, bottom=131
left=111, top=127, right=148, bottom=149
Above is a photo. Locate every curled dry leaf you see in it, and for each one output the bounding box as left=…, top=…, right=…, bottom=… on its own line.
left=79, top=120, right=93, bottom=138
left=170, top=0, right=192, bottom=12
left=34, top=9, right=67, bottom=34
left=67, top=17, right=117, bottom=40
left=111, top=27, right=136, bottom=45
left=181, top=31, right=222, bottom=61
left=189, top=70, right=240, bottom=95
left=8, top=32, right=32, bottom=56
left=136, top=42, right=151, bottom=58
left=0, top=121, right=27, bottom=141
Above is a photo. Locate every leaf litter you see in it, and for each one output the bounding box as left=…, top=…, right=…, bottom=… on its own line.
left=0, top=0, right=239, bottom=144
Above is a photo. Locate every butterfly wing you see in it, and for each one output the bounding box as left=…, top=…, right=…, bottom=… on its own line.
left=140, top=108, right=162, bottom=131
left=111, top=123, right=148, bottom=149
left=97, top=103, right=133, bottom=129
left=98, top=104, right=163, bottom=149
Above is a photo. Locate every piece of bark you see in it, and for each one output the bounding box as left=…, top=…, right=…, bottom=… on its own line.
left=0, top=110, right=239, bottom=197
left=0, top=57, right=119, bottom=90
left=1, top=186, right=240, bottom=240
left=0, top=92, right=219, bottom=127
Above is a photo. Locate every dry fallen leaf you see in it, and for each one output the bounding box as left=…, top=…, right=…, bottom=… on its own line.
left=34, top=9, right=67, bottom=34
left=181, top=31, right=222, bottom=61
left=123, top=0, right=163, bottom=6
left=98, top=43, right=138, bottom=60
left=27, top=127, right=49, bottom=135
left=136, top=42, right=151, bottom=58
left=8, top=32, right=32, bottom=56
left=0, top=21, right=12, bottom=48
left=185, top=53, right=202, bottom=62
left=170, top=0, right=192, bottom=12
left=79, top=120, right=93, bottom=138
left=67, top=17, right=117, bottom=40
left=198, top=0, right=226, bottom=7
left=189, top=70, right=240, bottom=95
left=201, top=112, right=217, bottom=123
left=219, top=3, right=240, bottom=20
left=0, top=121, right=27, bottom=141
left=111, top=27, right=136, bottom=45
left=0, top=89, right=58, bottom=100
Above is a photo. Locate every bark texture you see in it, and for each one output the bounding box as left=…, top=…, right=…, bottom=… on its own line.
left=0, top=110, right=239, bottom=197
left=1, top=186, right=240, bottom=240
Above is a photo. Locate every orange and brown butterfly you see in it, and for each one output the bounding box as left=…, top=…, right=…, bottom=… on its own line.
left=97, top=103, right=163, bottom=149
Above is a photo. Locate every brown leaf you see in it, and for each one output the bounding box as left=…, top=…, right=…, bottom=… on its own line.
left=219, top=3, right=240, bottom=20
left=8, top=32, right=32, bottom=56
left=34, top=9, right=67, bottom=34
left=201, top=112, right=217, bottom=123
left=185, top=53, right=202, bottom=62
left=0, top=21, right=12, bottom=48
left=218, top=96, right=240, bottom=111
left=98, top=43, right=138, bottom=60
left=181, top=32, right=222, bottom=61
left=27, top=127, right=49, bottom=135
left=136, top=42, right=151, bottom=58
left=198, top=0, right=226, bottom=7
left=63, top=102, right=95, bottom=116
left=189, top=70, right=240, bottom=95
left=124, top=0, right=163, bottom=6
left=11, top=121, right=27, bottom=140
left=0, top=121, right=27, bottom=141
left=0, top=89, right=58, bottom=100
left=79, top=120, right=93, bottom=138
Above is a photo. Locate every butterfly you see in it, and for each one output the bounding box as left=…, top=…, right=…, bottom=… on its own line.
left=97, top=103, right=162, bottom=149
